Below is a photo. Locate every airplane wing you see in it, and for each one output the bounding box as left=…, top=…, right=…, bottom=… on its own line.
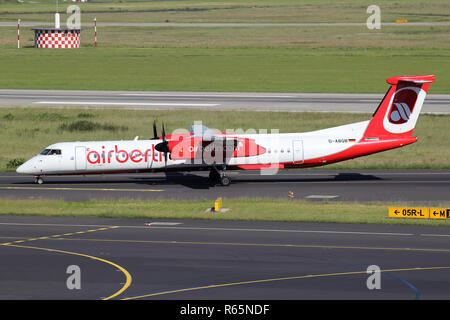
left=164, top=124, right=266, bottom=163
left=170, top=136, right=240, bottom=163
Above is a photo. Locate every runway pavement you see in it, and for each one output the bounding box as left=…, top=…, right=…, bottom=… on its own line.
left=1, top=169, right=450, bottom=203
left=0, top=215, right=449, bottom=300
left=1, top=89, right=450, bottom=113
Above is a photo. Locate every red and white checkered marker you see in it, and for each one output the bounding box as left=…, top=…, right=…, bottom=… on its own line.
left=34, top=29, right=80, bottom=48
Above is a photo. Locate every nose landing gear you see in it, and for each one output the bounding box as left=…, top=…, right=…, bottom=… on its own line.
left=34, top=176, right=44, bottom=184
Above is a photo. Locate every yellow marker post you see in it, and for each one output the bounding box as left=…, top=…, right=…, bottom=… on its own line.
left=396, top=19, right=408, bottom=23
left=214, top=197, right=223, bottom=212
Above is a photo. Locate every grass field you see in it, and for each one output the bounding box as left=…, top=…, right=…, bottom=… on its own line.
left=0, top=46, right=449, bottom=93
left=0, top=1, right=449, bottom=93
left=1, top=107, right=449, bottom=171
left=0, top=198, right=449, bottom=226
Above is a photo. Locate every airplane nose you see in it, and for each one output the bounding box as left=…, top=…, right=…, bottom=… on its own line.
left=16, top=161, right=33, bottom=174
left=16, top=163, right=27, bottom=174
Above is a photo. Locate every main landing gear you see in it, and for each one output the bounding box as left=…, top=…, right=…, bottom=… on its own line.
left=34, top=176, right=44, bottom=184
left=209, top=165, right=231, bottom=187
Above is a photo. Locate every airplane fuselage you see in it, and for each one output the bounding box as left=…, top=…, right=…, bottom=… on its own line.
left=17, top=120, right=412, bottom=176
left=16, top=75, right=435, bottom=185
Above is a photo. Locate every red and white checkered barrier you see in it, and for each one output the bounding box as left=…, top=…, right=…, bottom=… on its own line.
left=34, top=29, right=80, bottom=48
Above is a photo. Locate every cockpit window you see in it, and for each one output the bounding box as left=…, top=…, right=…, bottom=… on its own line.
left=40, top=149, right=61, bottom=155
left=40, top=149, right=51, bottom=155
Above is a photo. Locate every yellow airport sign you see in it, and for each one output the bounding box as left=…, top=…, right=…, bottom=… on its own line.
left=389, top=207, right=429, bottom=219
left=389, top=207, right=450, bottom=220
left=429, top=208, right=449, bottom=220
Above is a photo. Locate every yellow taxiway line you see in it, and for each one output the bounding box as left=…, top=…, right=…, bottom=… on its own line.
left=0, top=185, right=164, bottom=192
left=0, top=226, right=131, bottom=300
left=123, top=266, right=450, bottom=300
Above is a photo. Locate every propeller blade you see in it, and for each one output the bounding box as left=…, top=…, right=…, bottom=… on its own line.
left=152, top=120, right=158, bottom=139
left=163, top=122, right=167, bottom=166
left=162, top=122, right=166, bottom=141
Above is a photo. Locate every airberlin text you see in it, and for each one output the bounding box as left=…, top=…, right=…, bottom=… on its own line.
left=86, top=145, right=162, bottom=164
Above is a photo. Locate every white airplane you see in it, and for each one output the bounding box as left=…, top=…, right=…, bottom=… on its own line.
left=17, top=75, right=435, bottom=186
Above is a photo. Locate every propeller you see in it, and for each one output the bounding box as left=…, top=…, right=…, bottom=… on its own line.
left=162, top=123, right=168, bottom=166
left=155, top=122, right=169, bottom=166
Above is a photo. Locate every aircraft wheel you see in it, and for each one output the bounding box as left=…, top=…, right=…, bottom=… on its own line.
left=34, top=177, right=44, bottom=184
left=220, top=175, right=231, bottom=187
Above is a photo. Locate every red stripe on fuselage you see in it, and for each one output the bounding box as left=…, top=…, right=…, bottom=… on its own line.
left=285, top=136, right=417, bottom=169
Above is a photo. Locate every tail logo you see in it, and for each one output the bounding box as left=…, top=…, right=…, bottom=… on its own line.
left=383, top=86, right=425, bottom=134
left=388, top=88, right=418, bottom=125
left=390, top=102, right=411, bottom=124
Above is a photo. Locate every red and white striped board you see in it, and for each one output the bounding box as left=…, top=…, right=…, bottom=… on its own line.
left=17, top=19, right=20, bottom=48
left=94, top=17, right=97, bottom=47
left=33, top=29, right=81, bottom=48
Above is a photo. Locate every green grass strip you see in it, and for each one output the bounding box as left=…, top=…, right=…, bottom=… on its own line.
left=0, top=198, right=449, bottom=226
left=1, top=47, right=449, bottom=93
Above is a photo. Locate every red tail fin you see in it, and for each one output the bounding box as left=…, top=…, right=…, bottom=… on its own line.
left=363, top=75, right=435, bottom=138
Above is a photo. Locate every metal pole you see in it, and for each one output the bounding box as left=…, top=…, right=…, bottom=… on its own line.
left=17, top=19, right=20, bottom=48
left=94, top=17, right=97, bottom=47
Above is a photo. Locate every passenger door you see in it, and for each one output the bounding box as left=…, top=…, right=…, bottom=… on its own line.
left=292, top=140, right=303, bottom=163
left=75, top=146, right=86, bottom=170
